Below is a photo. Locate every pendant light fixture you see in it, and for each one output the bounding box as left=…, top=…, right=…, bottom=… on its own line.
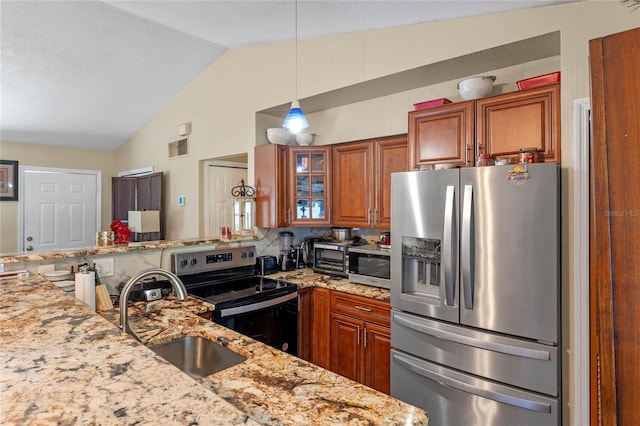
left=282, top=0, right=309, bottom=134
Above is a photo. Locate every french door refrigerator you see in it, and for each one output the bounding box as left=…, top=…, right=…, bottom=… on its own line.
left=390, top=163, right=561, bottom=426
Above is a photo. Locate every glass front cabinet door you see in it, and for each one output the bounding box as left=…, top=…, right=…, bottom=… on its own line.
left=288, top=146, right=332, bottom=226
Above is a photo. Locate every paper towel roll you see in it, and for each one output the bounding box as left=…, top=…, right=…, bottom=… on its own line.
left=75, top=272, right=85, bottom=304
left=75, top=271, right=95, bottom=311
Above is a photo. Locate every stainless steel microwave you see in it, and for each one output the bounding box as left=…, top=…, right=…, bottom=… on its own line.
left=347, top=245, right=391, bottom=289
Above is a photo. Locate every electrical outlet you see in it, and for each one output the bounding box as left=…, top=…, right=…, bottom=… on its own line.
left=93, top=257, right=114, bottom=277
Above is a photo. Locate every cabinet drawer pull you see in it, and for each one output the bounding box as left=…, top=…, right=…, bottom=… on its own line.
left=354, top=305, right=372, bottom=312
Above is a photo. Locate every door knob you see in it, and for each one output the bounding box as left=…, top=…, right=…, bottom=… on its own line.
left=26, top=246, right=34, bottom=251
left=26, top=236, right=33, bottom=241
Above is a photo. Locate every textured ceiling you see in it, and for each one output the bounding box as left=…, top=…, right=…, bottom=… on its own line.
left=1, top=0, right=578, bottom=151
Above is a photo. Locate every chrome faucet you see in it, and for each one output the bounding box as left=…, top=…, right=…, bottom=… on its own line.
left=119, top=268, right=188, bottom=339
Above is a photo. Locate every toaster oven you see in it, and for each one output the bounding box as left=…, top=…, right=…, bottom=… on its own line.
left=313, top=242, right=348, bottom=277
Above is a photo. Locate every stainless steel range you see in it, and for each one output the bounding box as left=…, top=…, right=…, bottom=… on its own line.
left=171, top=246, right=298, bottom=355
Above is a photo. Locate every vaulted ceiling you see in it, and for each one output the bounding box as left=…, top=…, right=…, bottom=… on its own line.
left=1, top=1, right=578, bottom=151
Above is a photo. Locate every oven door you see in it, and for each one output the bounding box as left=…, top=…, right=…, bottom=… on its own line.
left=314, top=243, right=347, bottom=276
left=213, top=291, right=298, bottom=356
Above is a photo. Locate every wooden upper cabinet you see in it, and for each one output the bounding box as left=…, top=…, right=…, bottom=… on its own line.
left=333, top=135, right=407, bottom=229
left=332, top=141, right=374, bottom=228
left=476, top=83, right=560, bottom=163
left=112, top=177, right=136, bottom=222
left=112, top=171, right=163, bottom=240
left=255, top=144, right=289, bottom=228
left=408, top=101, right=474, bottom=169
left=375, top=135, right=408, bottom=229
left=288, top=146, right=332, bottom=226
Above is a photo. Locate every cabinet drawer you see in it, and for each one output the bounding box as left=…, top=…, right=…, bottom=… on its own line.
left=331, top=291, right=390, bottom=327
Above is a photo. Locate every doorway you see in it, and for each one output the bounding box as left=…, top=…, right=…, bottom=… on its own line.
left=19, top=166, right=100, bottom=253
left=204, top=157, right=247, bottom=238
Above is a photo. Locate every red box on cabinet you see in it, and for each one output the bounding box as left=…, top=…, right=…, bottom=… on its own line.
left=516, top=71, right=561, bottom=90
left=414, top=98, right=452, bottom=110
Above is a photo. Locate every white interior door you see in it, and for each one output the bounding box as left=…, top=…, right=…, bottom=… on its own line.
left=206, top=163, right=247, bottom=238
left=21, top=168, right=99, bottom=253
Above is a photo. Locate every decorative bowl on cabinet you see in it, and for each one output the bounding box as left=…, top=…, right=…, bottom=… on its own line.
left=296, top=132, right=315, bottom=145
left=266, top=127, right=292, bottom=145
left=457, top=76, right=496, bottom=100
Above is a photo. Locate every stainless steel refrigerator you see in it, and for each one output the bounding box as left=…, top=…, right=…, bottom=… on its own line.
left=390, top=163, right=561, bottom=426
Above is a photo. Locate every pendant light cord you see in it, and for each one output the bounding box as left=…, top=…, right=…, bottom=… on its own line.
left=295, top=0, right=298, bottom=100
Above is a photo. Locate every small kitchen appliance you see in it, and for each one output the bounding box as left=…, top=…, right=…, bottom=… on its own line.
left=313, top=237, right=368, bottom=277
left=256, top=255, right=279, bottom=276
left=278, top=231, right=296, bottom=271
left=347, top=245, right=391, bottom=289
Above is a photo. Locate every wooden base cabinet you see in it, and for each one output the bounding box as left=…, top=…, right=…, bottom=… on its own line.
left=298, top=287, right=331, bottom=369
left=363, top=323, right=392, bottom=393
left=329, top=291, right=391, bottom=394
left=297, top=288, right=312, bottom=362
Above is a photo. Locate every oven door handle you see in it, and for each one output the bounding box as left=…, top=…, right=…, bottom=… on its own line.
left=219, top=292, right=298, bottom=318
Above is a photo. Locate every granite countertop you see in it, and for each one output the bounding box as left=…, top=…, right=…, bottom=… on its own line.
left=0, top=236, right=256, bottom=264
left=1, top=275, right=427, bottom=425
left=266, top=268, right=391, bottom=302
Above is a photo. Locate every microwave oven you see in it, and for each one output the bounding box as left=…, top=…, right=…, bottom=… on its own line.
left=347, top=245, right=391, bottom=289
left=314, top=242, right=348, bottom=277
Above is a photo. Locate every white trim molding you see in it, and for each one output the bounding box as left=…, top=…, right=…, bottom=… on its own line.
left=572, top=97, right=590, bottom=426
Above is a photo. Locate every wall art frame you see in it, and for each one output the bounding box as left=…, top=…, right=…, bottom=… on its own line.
left=0, top=160, right=19, bottom=201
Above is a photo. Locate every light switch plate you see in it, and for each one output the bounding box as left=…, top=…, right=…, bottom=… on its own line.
left=178, top=195, right=186, bottom=206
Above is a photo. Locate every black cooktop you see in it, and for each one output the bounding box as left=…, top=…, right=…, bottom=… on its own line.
left=185, top=275, right=297, bottom=306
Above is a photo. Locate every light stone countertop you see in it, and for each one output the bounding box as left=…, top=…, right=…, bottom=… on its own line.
left=0, top=236, right=256, bottom=264
left=267, top=268, right=392, bottom=302
left=1, top=275, right=428, bottom=425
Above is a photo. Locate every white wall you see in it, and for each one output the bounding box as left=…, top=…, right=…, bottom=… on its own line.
left=0, top=140, right=114, bottom=254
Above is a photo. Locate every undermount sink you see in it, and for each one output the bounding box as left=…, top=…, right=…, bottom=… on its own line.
left=149, top=336, right=246, bottom=379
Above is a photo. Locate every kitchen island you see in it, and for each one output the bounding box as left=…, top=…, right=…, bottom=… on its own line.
left=1, top=275, right=427, bottom=425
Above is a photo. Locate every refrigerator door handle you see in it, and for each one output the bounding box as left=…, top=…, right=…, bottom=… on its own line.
left=393, top=312, right=551, bottom=361
left=392, top=352, right=552, bottom=413
left=461, top=184, right=474, bottom=310
left=443, top=185, right=456, bottom=306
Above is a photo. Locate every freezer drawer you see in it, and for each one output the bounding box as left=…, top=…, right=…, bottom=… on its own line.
left=392, top=310, right=559, bottom=396
left=391, top=349, right=560, bottom=426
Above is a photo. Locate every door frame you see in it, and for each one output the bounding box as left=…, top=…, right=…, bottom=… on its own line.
left=572, top=98, right=590, bottom=426
left=18, top=165, right=101, bottom=252
left=203, top=159, right=247, bottom=237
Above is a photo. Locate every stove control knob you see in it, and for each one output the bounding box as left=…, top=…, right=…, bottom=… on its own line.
left=190, top=258, right=198, bottom=266
left=180, top=259, right=188, bottom=268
